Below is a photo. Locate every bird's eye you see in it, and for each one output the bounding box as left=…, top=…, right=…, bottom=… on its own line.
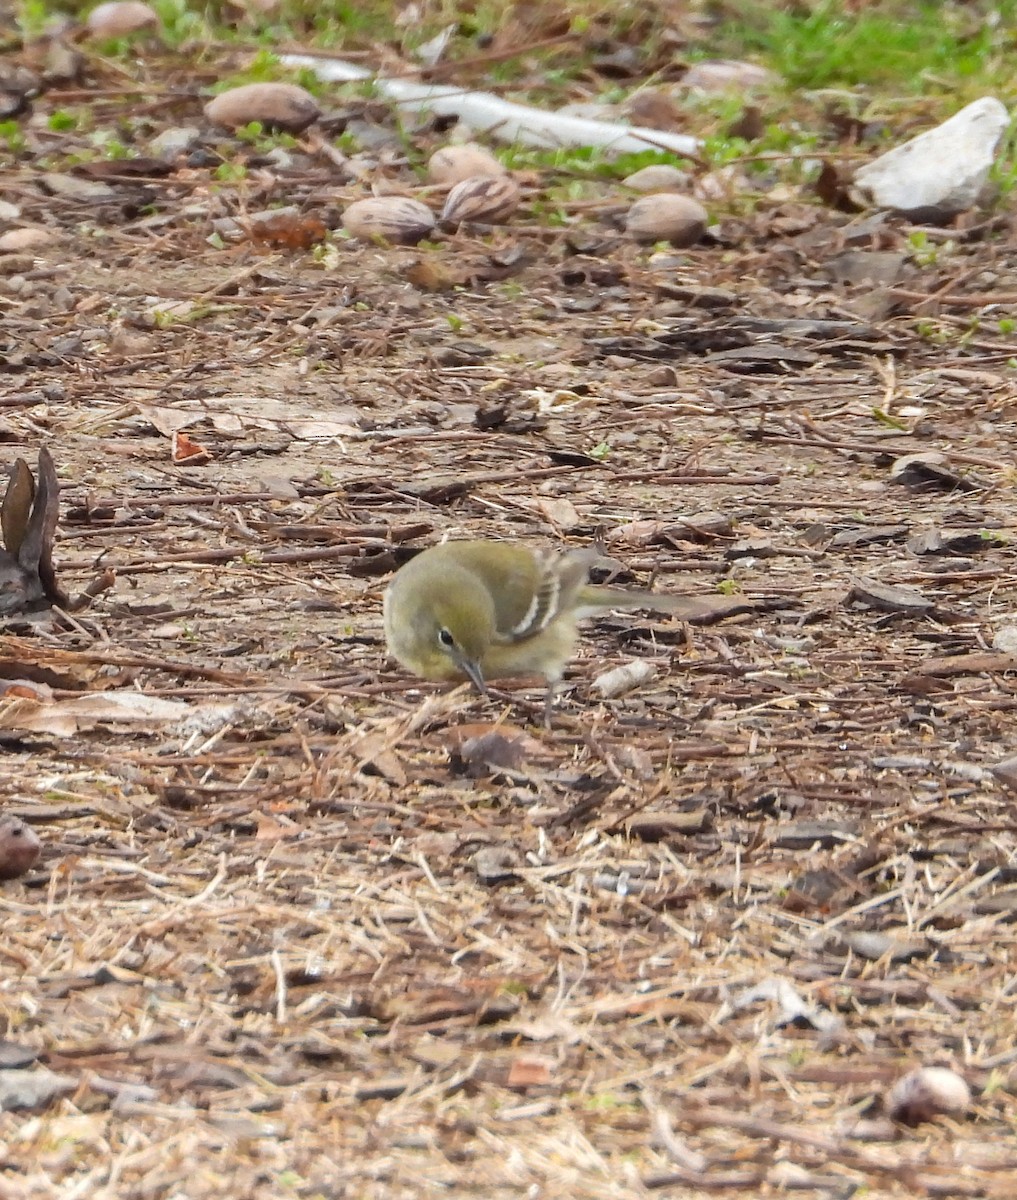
left=437, top=628, right=455, bottom=649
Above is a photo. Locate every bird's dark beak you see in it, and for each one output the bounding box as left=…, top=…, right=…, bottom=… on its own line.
left=455, top=654, right=487, bottom=696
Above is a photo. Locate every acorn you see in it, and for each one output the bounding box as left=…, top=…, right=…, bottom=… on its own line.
left=342, top=196, right=436, bottom=245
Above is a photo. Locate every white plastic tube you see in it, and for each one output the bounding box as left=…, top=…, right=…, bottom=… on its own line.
left=282, top=54, right=701, bottom=157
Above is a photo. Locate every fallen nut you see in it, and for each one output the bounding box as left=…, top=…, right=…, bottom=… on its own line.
left=625, top=192, right=708, bottom=246
left=623, top=164, right=691, bottom=193
left=440, top=174, right=521, bottom=228
left=204, top=82, right=320, bottom=134
left=428, top=143, right=506, bottom=185
left=342, top=196, right=436, bottom=245
left=85, top=0, right=159, bottom=37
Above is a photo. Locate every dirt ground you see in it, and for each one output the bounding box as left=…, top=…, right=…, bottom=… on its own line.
left=0, top=64, right=1016, bottom=1199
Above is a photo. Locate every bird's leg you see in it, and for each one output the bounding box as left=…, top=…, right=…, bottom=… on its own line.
left=542, top=680, right=557, bottom=729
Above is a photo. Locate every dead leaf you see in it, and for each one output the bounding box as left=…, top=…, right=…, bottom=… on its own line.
left=906, top=528, right=997, bottom=556
left=889, top=452, right=978, bottom=492
left=352, top=732, right=407, bottom=786
left=814, top=159, right=856, bottom=210
left=0, top=691, right=233, bottom=737
left=254, top=810, right=300, bottom=841
left=172, top=431, right=211, bottom=464
left=442, top=722, right=546, bottom=771
left=1, top=459, right=34, bottom=558
left=591, top=659, right=657, bottom=698
left=283, top=420, right=359, bottom=441
left=848, top=577, right=933, bottom=614
left=403, top=257, right=470, bottom=291
left=76, top=157, right=172, bottom=179
left=135, top=404, right=203, bottom=436
left=506, top=1054, right=555, bottom=1088
left=834, top=930, right=932, bottom=962
left=625, top=810, right=711, bottom=841
left=244, top=211, right=327, bottom=250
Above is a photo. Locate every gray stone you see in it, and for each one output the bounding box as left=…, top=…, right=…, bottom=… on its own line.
left=992, top=625, right=1017, bottom=654
left=150, top=125, right=201, bottom=159
left=0, top=1068, right=77, bottom=1112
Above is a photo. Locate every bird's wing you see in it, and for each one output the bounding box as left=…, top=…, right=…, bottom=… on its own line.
left=496, top=549, right=594, bottom=643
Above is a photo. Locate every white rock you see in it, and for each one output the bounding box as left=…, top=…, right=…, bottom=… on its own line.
left=886, top=1067, right=970, bottom=1124
left=150, top=126, right=201, bottom=158
left=262, top=146, right=295, bottom=170
left=683, top=60, right=776, bottom=93
left=851, top=97, right=1009, bottom=219
left=992, top=625, right=1017, bottom=654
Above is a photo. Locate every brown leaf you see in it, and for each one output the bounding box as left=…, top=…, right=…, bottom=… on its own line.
left=244, top=211, right=327, bottom=250
left=506, top=1054, right=555, bottom=1088
left=403, top=257, right=470, bottom=291
left=172, top=431, right=211, bottom=464
left=254, top=810, right=300, bottom=841
left=443, top=721, right=546, bottom=771
left=663, top=593, right=781, bottom=623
